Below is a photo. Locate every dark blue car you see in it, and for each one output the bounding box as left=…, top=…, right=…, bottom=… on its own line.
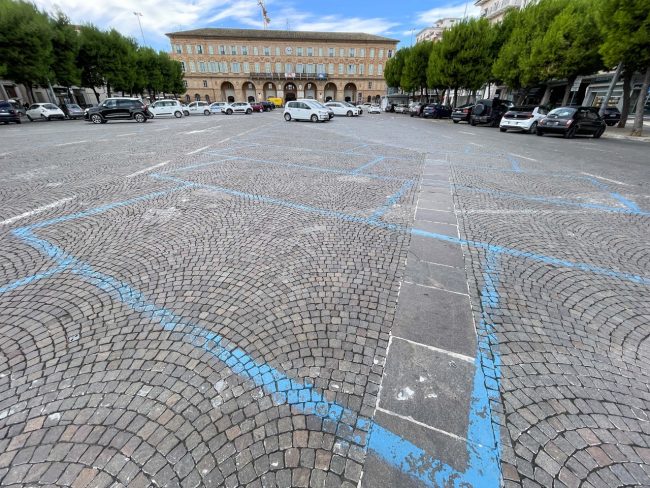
left=421, top=103, right=452, bottom=119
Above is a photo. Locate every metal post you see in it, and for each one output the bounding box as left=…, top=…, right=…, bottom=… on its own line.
left=133, top=12, right=146, bottom=46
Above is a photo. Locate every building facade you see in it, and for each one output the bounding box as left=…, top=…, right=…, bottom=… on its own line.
left=166, top=28, right=398, bottom=104
left=475, top=0, right=536, bottom=23
left=416, top=18, right=460, bottom=43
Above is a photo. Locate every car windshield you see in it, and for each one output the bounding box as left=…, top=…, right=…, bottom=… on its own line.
left=511, top=106, right=535, bottom=112
left=547, top=107, right=576, bottom=118
left=67, top=104, right=81, bottom=109
left=43, top=104, right=59, bottom=110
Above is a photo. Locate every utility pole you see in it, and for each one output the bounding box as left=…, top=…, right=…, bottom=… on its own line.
left=410, top=28, right=415, bottom=46
left=133, top=12, right=146, bottom=46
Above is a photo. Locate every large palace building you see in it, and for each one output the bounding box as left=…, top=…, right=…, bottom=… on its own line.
left=166, top=28, right=399, bottom=104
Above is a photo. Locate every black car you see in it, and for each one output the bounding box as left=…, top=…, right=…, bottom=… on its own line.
left=0, top=100, right=21, bottom=124
left=601, top=107, right=621, bottom=126
left=409, top=103, right=425, bottom=117
left=84, top=98, right=152, bottom=124
left=421, top=103, right=452, bottom=119
left=452, top=104, right=473, bottom=123
left=470, top=99, right=512, bottom=127
left=536, top=106, right=606, bottom=139
left=60, top=103, right=84, bottom=120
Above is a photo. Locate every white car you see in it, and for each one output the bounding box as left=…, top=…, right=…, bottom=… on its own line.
left=210, top=102, right=227, bottom=114
left=223, top=102, right=253, bottom=115
left=298, top=98, right=334, bottom=119
left=284, top=100, right=330, bottom=122
left=368, top=105, right=381, bottom=114
left=499, top=105, right=548, bottom=133
left=325, top=101, right=360, bottom=117
left=149, top=99, right=184, bottom=118
left=26, top=103, right=65, bottom=121
left=186, top=101, right=211, bottom=116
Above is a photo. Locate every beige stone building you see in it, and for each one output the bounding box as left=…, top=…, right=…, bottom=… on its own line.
left=166, top=28, right=398, bottom=105
left=475, top=0, right=537, bottom=23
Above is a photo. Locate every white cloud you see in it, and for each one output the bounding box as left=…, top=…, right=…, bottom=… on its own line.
left=417, top=2, right=480, bottom=24
left=31, top=0, right=400, bottom=50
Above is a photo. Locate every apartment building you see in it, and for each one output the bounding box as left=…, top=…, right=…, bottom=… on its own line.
left=166, top=28, right=398, bottom=104
left=475, top=0, right=536, bottom=23
left=416, top=18, right=460, bottom=43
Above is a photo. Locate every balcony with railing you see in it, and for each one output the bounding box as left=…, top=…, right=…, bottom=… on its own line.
left=249, top=72, right=328, bottom=81
left=480, top=0, right=523, bottom=19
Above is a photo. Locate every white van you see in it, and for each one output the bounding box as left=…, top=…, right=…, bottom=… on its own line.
left=283, top=100, right=330, bottom=122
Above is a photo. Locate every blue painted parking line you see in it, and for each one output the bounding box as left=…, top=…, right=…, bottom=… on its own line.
left=370, top=180, right=414, bottom=220
left=507, top=155, right=522, bottom=173
left=201, top=152, right=405, bottom=182
left=0, top=262, right=71, bottom=293
left=9, top=224, right=499, bottom=488
left=352, top=156, right=385, bottom=174
left=454, top=184, right=649, bottom=217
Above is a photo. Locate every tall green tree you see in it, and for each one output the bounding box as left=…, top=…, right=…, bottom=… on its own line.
left=426, top=41, right=447, bottom=102
left=159, top=53, right=185, bottom=97
left=384, top=47, right=408, bottom=89
left=530, top=0, right=603, bottom=105
left=0, top=0, right=53, bottom=101
left=77, top=25, right=107, bottom=102
left=598, top=0, right=650, bottom=136
left=437, top=18, right=496, bottom=106
left=493, top=0, right=569, bottom=93
left=402, top=41, right=433, bottom=98
left=50, top=12, right=81, bottom=93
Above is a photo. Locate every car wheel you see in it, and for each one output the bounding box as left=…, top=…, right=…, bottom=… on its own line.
left=564, top=127, right=576, bottom=139
left=27, top=115, right=33, bottom=122
left=183, top=110, right=189, bottom=116
left=470, top=119, right=477, bottom=126
left=310, top=114, right=318, bottom=123
left=284, top=113, right=292, bottom=121
left=499, top=127, right=507, bottom=132
left=16, top=119, right=21, bottom=124
left=134, top=112, right=146, bottom=123
left=204, top=109, right=210, bottom=116
left=453, top=120, right=459, bottom=124
left=346, top=110, right=352, bottom=117
left=528, top=122, right=538, bottom=134
left=593, top=127, right=605, bottom=139
left=90, top=114, right=103, bottom=124
left=246, top=109, right=252, bottom=114
left=226, top=109, right=233, bottom=115
left=174, top=111, right=182, bottom=118
left=536, top=129, right=544, bottom=136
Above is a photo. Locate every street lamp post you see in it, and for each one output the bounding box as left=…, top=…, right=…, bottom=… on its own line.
left=133, top=12, right=146, bottom=46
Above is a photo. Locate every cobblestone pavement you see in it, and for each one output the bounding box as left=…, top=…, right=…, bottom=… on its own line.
left=0, top=113, right=649, bottom=488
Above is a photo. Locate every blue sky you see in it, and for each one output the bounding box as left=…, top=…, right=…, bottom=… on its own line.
left=33, top=0, right=479, bottom=51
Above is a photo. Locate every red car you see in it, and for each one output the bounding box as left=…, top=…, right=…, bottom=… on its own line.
left=249, top=102, right=264, bottom=112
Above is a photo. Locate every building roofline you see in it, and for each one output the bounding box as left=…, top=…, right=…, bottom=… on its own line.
left=166, top=27, right=399, bottom=44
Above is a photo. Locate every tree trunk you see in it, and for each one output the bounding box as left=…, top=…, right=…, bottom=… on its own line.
left=453, top=87, right=458, bottom=108
left=26, top=83, right=36, bottom=103
left=106, top=83, right=112, bottom=98
left=617, top=72, right=632, bottom=128
left=630, top=65, right=650, bottom=137
left=92, top=87, right=100, bottom=104
left=540, top=86, right=552, bottom=106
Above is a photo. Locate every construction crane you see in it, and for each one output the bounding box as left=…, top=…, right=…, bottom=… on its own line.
left=258, top=0, right=270, bottom=29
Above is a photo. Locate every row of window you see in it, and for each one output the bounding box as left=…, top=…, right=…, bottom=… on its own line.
left=187, top=80, right=378, bottom=90
left=172, top=44, right=393, bottom=59
left=180, top=61, right=385, bottom=76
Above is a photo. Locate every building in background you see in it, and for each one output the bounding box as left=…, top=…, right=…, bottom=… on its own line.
left=475, top=0, right=537, bottom=23
left=416, top=18, right=461, bottom=43
left=166, top=28, right=398, bottom=104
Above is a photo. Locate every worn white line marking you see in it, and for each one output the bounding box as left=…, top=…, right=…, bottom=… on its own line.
left=185, top=129, right=208, bottom=134
left=55, top=140, right=88, bottom=147
left=0, top=197, right=75, bottom=226
left=116, top=133, right=137, bottom=138
left=414, top=218, right=458, bottom=226
left=509, top=153, right=538, bottom=162
left=469, top=142, right=482, bottom=147
left=375, top=407, right=469, bottom=443
left=413, top=259, right=459, bottom=269
left=581, top=172, right=631, bottom=186
left=391, top=336, right=474, bottom=363
left=126, top=160, right=171, bottom=178
left=417, top=206, right=453, bottom=213
left=458, top=131, right=476, bottom=135
left=186, top=146, right=210, bottom=155
left=403, top=280, right=469, bottom=297
left=0, top=152, right=9, bottom=157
